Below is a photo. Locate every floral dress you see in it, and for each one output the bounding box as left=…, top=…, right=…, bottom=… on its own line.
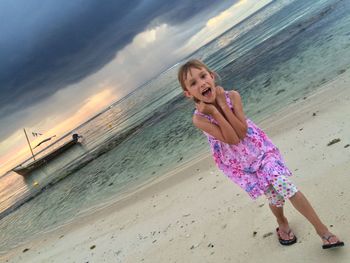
left=194, top=91, right=292, bottom=200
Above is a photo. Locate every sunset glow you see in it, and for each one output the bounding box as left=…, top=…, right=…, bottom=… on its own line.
left=0, top=88, right=117, bottom=174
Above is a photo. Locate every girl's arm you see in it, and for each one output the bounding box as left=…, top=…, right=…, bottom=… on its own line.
left=216, top=87, right=248, bottom=140
left=193, top=103, right=240, bottom=145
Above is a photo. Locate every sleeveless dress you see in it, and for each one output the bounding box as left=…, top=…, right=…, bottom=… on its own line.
left=194, top=91, right=292, bottom=200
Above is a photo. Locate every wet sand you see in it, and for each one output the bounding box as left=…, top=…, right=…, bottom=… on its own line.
left=1, top=72, right=350, bottom=263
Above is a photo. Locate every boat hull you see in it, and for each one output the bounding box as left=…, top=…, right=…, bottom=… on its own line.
left=13, top=136, right=80, bottom=176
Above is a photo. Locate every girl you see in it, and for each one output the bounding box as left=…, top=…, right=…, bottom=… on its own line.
left=177, top=59, right=344, bottom=249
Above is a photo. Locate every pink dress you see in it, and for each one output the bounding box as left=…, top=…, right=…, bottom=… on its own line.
left=194, top=91, right=292, bottom=199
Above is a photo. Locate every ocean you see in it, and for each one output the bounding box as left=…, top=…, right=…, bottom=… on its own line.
left=1, top=0, right=350, bottom=254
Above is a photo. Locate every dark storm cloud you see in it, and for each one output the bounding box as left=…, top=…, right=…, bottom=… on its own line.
left=0, top=0, right=237, bottom=138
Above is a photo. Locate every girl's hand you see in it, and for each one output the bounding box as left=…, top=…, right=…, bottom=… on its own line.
left=196, top=101, right=217, bottom=116
left=215, top=86, right=227, bottom=108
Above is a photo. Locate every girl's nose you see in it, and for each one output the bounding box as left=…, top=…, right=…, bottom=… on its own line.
left=199, top=79, right=206, bottom=88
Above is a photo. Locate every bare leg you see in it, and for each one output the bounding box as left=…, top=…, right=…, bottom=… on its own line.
left=289, top=191, right=342, bottom=245
left=269, top=204, right=295, bottom=240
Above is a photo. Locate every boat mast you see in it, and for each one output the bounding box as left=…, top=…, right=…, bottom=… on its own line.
left=23, top=128, right=36, bottom=160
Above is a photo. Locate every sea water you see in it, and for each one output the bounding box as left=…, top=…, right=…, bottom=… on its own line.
left=1, top=0, right=350, bottom=253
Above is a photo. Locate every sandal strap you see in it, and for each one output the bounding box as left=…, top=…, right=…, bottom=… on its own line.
left=322, top=234, right=336, bottom=241
left=278, top=228, right=291, bottom=235
left=277, top=228, right=294, bottom=238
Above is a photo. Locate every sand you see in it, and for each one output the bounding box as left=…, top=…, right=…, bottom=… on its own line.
left=1, top=72, right=350, bottom=263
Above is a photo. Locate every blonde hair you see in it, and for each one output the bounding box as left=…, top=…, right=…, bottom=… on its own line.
left=177, top=59, right=214, bottom=91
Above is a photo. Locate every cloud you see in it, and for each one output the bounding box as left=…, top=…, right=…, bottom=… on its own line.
left=177, top=0, right=272, bottom=55
left=0, top=23, right=176, bottom=147
left=0, top=0, right=237, bottom=121
left=1, top=0, right=250, bottom=171
left=0, top=0, right=239, bottom=139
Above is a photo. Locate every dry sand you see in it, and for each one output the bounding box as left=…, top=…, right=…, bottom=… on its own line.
left=1, top=73, right=350, bottom=263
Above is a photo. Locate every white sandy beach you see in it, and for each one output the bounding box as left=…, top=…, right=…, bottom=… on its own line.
left=1, top=73, right=350, bottom=263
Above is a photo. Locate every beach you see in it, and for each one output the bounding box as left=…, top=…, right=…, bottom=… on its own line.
left=1, top=68, right=349, bottom=263
left=2, top=0, right=350, bottom=255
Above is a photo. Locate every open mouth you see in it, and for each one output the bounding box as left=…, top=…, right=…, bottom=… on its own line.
left=201, top=87, right=212, bottom=97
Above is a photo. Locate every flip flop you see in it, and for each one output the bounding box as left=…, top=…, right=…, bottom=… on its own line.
left=276, top=227, right=297, bottom=246
left=322, top=234, right=344, bottom=249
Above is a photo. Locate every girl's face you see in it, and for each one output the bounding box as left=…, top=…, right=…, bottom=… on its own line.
left=183, top=67, right=216, bottom=104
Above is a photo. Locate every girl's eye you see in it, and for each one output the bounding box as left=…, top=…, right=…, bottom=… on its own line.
left=190, top=81, right=196, bottom=86
left=201, top=73, right=207, bottom=79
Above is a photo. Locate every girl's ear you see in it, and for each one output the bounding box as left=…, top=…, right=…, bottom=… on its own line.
left=210, top=71, right=215, bottom=81
left=184, top=90, right=192, bottom=98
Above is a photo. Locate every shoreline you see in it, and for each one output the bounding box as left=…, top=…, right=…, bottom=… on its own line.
left=1, top=72, right=350, bottom=262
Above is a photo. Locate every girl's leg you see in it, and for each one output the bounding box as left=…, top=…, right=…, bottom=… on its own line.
left=289, top=191, right=342, bottom=245
left=269, top=204, right=295, bottom=241
left=265, top=185, right=295, bottom=241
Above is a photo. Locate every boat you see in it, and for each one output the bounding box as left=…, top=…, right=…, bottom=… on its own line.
left=13, top=132, right=82, bottom=176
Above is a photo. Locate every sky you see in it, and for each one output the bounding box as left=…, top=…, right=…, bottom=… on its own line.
left=0, top=0, right=272, bottom=173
